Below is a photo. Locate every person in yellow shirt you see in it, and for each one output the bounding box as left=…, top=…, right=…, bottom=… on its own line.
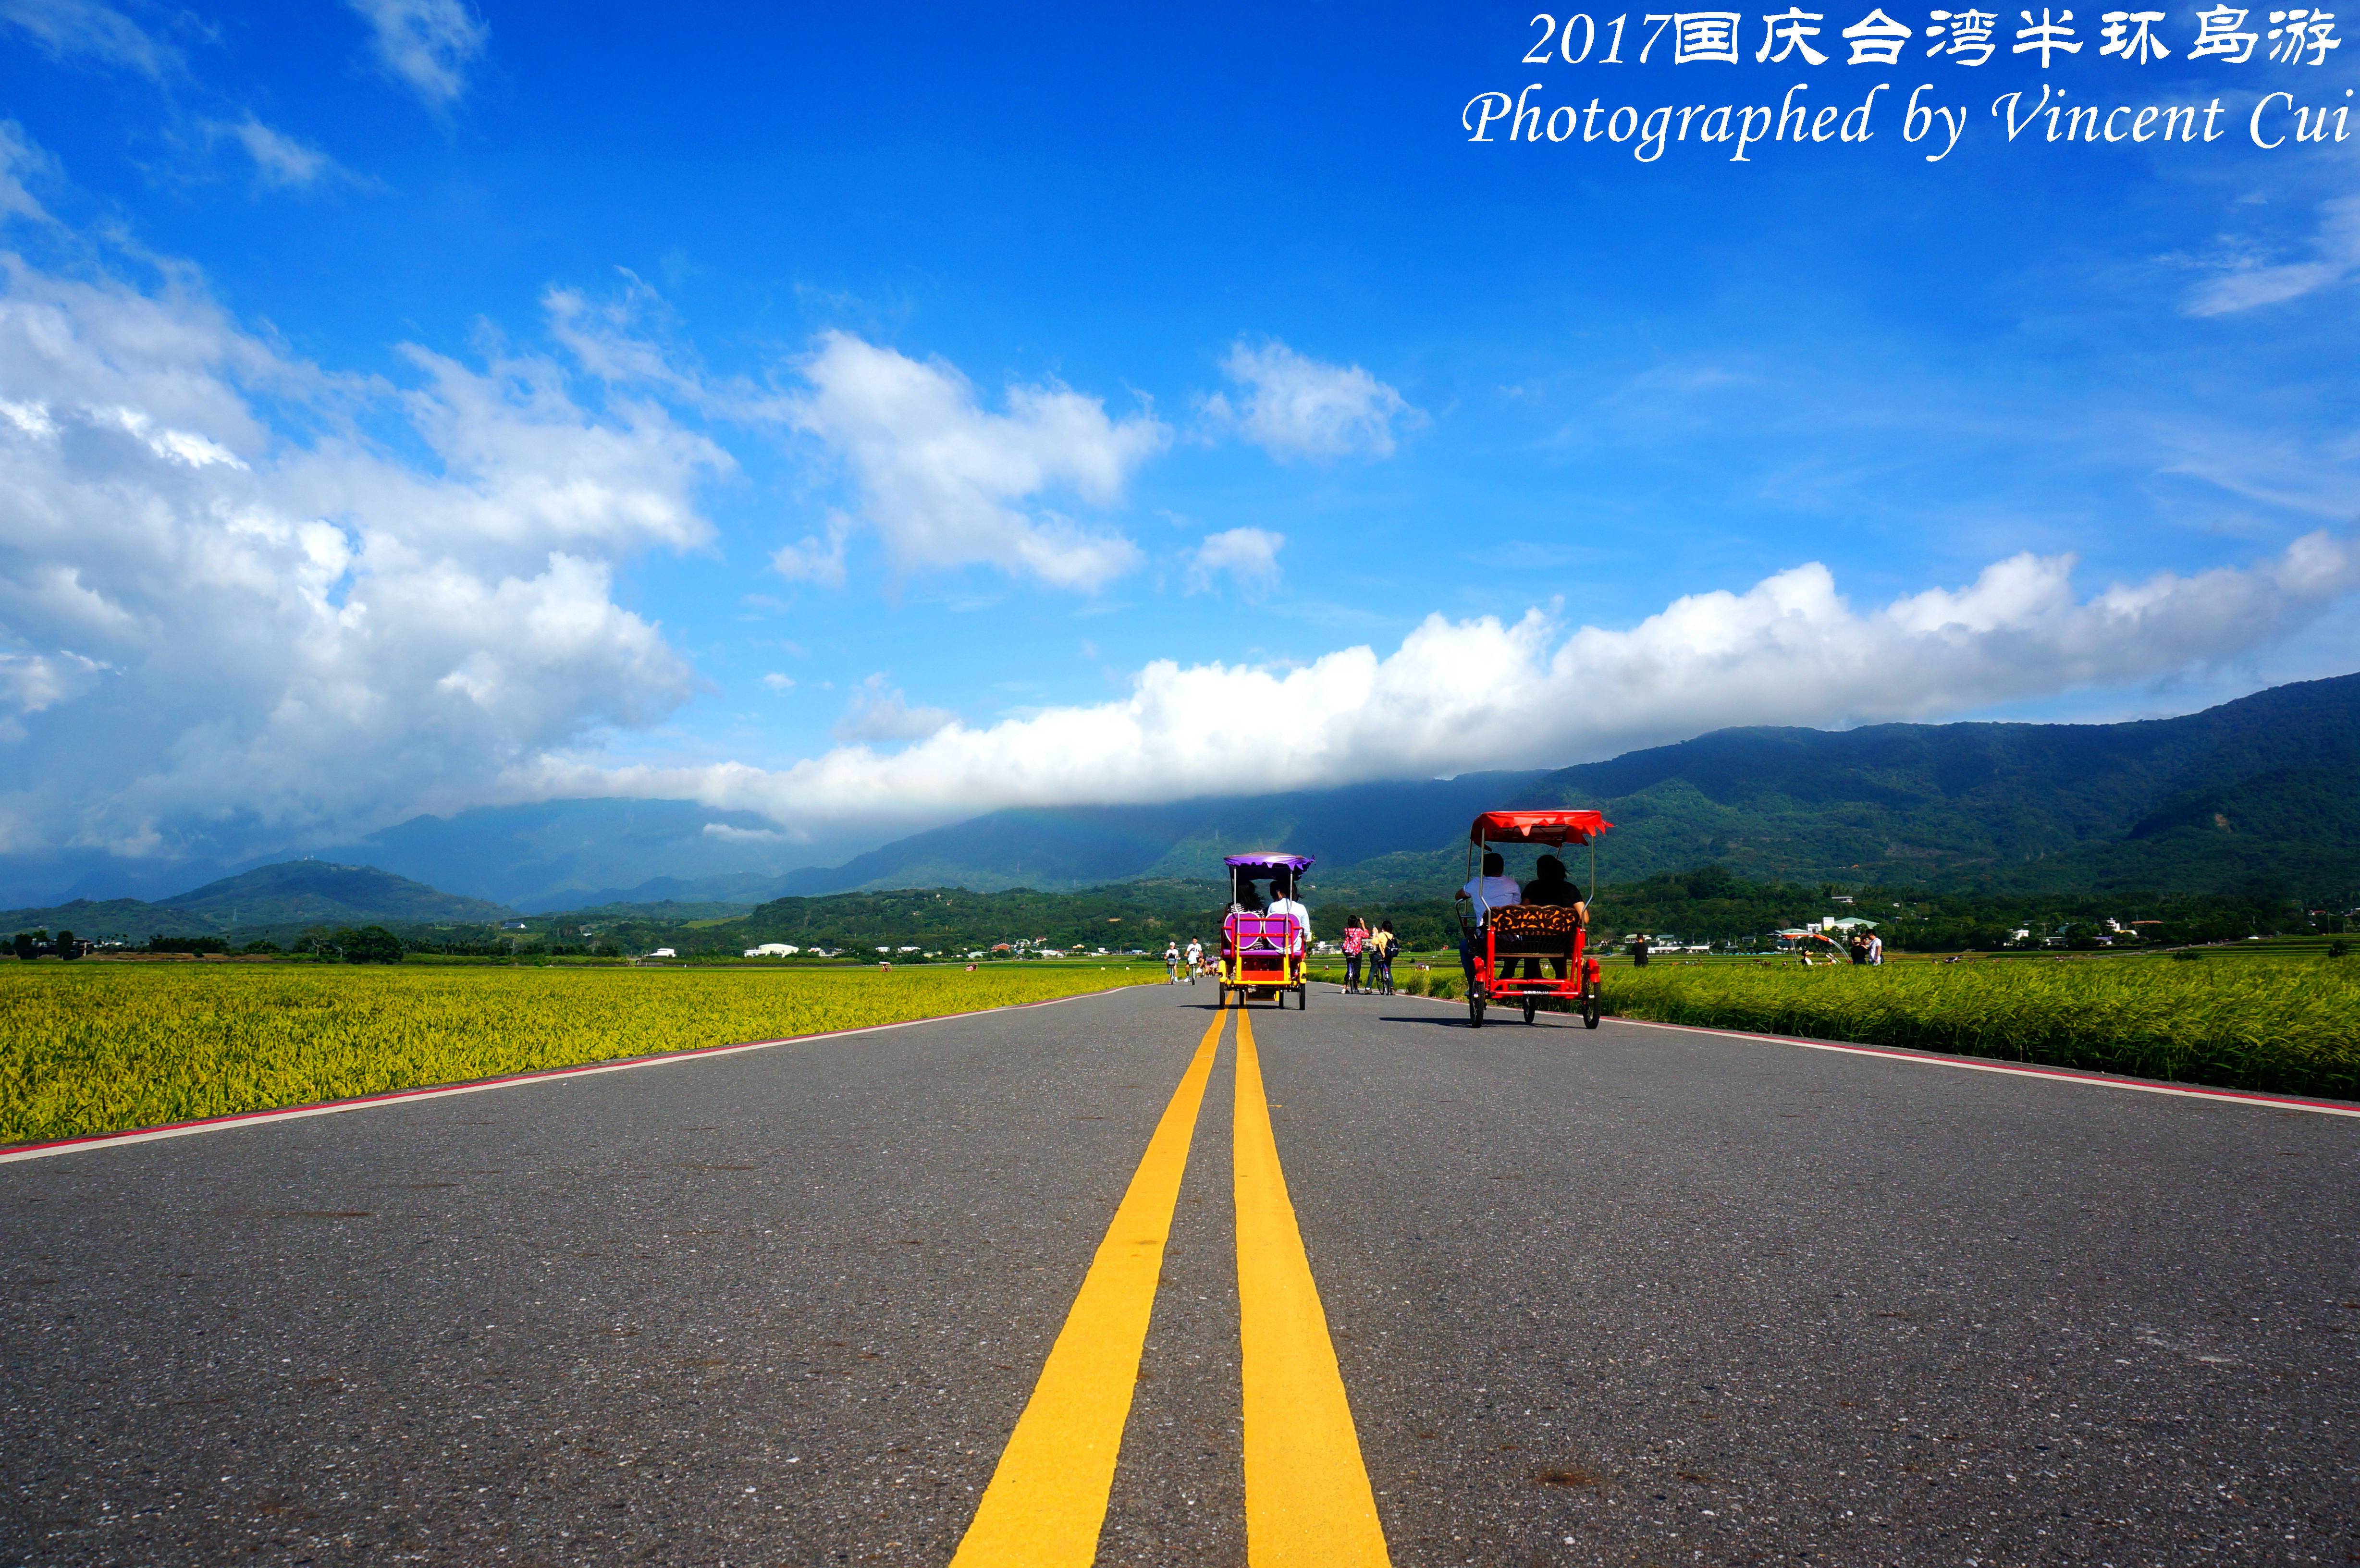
left=1367, top=919, right=1397, bottom=994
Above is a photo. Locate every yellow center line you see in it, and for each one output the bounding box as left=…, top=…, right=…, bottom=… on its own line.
left=1233, top=1007, right=1393, bottom=1567
left=949, top=1006, right=1229, bottom=1568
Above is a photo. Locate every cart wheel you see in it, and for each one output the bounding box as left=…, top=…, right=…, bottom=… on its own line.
left=1581, top=980, right=1602, bottom=1030
left=1523, top=998, right=1537, bottom=1025
left=1468, top=995, right=1485, bottom=1029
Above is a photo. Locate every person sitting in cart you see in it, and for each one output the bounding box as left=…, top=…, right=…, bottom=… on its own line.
left=1267, top=873, right=1312, bottom=943
left=1456, top=850, right=1521, bottom=985
left=1516, top=853, right=1588, bottom=980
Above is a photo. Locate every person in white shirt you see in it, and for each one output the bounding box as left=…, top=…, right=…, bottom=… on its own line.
left=1164, top=941, right=1182, bottom=983
left=1266, top=874, right=1312, bottom=946
left=1183, top=937, right=1203, bottom=983
left=1456, top=851, right=1521, bottom=987
left=1867, top=932, right=1884, bottom=966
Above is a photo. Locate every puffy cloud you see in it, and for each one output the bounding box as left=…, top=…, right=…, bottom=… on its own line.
left=1203, top=338, right=1418, bottom=459
left=2184, top=196, right=2360, bottom=317
left=785, top=331, right=1166, bottom=591
left=0, top=215, right=719, bottom=863
left=553, top=533, right=2360, bottom=838
left=348, top=0, right=487, bottom=106
left=1187, top=526, right=1285, bottom=595
left=760, top=672, right=794, bottom=692
left=830, top=673, right=958, bottom=744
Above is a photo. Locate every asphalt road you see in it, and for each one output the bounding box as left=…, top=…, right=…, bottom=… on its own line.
left=3, top=981, right=2355, bottom=1567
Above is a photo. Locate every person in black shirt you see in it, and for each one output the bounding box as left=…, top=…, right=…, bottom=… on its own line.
left=1519, top=853, right=1588, bottom=980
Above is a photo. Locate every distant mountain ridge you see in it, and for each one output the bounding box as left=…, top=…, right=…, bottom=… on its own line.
left=1504, top=671, right=2360, bottom=894
left=0, top=861, right=513, bottom=941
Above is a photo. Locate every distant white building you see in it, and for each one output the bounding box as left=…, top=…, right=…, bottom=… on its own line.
left=744, top=943, right=799, bottom=957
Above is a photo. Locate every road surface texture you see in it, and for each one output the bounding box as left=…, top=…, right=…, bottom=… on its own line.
left=3, top=982, right=2355, bottom=1566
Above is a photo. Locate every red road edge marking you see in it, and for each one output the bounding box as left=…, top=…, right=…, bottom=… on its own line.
left=1395, top=991, right=2360, bottom=1119
left=1610, top=1015, right=2360, bottom=1119
left=0, top=983, right=1143, bottom=1164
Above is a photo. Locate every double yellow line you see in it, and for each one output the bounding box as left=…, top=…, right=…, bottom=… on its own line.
left=950, top=1006, right=1389, bottom=1568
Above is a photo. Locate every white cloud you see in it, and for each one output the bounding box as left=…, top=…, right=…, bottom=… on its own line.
left=1187, top=526, right=1285, bottom=595
left=0, top=0, right=175, bottom=77
left=0, top=183, right=721, bottom=862
left=701, top=821, right=787, bottom=845
left=771, top=516, right=850, bottom=587
left=785, top=331, right=1166, bottom=591
left=546, top=533, right=2360, bottom=838
left=760, top=672, right=793, bottom=691
left=0, top=122, right=54, bottom=224
left=348, top=0, right=487, bottom=106
left=830, top=673, right=958, bottom=744
left=1203, top=338, right=1418, bottom=460
left=2184, top=196, right=2360, bottom=317
left=214, top=117, right=353, bottom=191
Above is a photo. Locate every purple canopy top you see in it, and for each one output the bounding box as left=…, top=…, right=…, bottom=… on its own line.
left=1224, top=853, right=1315, bottom=872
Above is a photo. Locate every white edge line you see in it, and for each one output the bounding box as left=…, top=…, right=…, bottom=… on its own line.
left=0, top=983, right=1139, bottom=1165
left=1385, top=988, right=2360, bottom=1120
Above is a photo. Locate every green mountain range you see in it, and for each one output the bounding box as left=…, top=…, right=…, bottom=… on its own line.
left=0, top=861, right=514, bottom=943
left=1504, top=672, right=2360, bottom=897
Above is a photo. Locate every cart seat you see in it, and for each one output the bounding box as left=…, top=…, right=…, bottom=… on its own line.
left=1488, top=903, right=1581, bottom=955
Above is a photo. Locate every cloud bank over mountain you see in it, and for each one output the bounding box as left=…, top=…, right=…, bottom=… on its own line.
left=553, top=532, right=2360, bottom=840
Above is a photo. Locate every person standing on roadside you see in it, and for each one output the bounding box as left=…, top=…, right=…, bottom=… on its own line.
left=1867, top=931, right=1884, bottom=966
left=1370, top=919, right=1397, bottom=993
left=1342, top=915, right=1366, bottom=993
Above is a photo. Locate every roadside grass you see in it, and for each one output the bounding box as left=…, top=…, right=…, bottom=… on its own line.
left=1600, top=955, right=2360, bottom=1098
left=0, top=963, right=1158, bottom=1148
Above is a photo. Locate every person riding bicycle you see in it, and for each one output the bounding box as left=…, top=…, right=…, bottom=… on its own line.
left=1183, top=936, right=1203, bottom=983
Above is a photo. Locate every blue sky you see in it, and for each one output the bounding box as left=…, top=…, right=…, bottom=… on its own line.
left=1, top=0, right=2357, bottom=882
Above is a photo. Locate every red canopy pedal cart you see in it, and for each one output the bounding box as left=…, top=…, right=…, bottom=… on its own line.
left=1217, top=852, right=1312, bottom=1010
left=1456, top=810, right=1610, bottom=1030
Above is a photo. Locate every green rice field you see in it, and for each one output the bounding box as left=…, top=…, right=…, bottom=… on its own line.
left=0, top=962, right=1156, bottom=1148
left=1601, top=954, right=2360, bottom=1098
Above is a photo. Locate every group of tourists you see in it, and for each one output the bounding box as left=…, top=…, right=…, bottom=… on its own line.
left=1340, top=916, right=1397, bottom=994
left=1163, top=936, right=1207, bottom=983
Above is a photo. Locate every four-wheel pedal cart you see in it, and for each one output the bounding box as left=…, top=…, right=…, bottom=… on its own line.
left=1455, top=809, right=1610, bottom=1030
left=1215, top=852, right=1312, bottom=1009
